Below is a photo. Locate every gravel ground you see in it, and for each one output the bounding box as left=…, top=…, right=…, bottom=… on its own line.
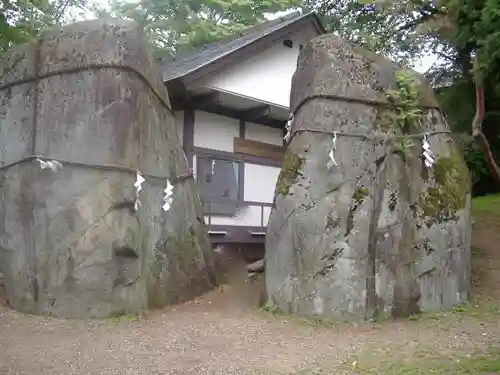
left=1, top=223, right=499, bottom=375
left=1, top=280, right=499, bottom=375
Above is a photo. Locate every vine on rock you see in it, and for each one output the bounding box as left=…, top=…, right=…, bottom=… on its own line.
left=384, top=70, right=424, bottom=160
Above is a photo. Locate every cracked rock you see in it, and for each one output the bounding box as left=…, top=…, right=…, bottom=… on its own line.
left=0, top=19, right=218, bottom=319
left=265, top=34, right=471, bottom=321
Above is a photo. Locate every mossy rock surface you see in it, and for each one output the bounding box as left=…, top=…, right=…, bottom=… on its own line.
left=266, top=33, right=471, bottom=322
left=0, top=19, right=217, bottom=319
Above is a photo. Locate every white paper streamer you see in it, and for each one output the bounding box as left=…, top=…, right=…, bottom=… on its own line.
left=36, top=158, right=63, bottom=171
left=133, top=171, right=145, bottom=211
left=422, top=135, right=435, bottom=168
left=283, top=114, right=293, bottom=143
left=162, top=179, right=174, bottom=212
left=327, top=132, right=338, bottom=169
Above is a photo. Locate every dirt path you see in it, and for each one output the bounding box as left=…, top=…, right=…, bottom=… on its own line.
left=1, top=224, right=499, bottom=375
left=1, top=286, right=499, bottom=375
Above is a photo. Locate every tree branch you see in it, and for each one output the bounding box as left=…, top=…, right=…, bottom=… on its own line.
left=435, top=50, right=455, bottom=62
left=471, top=67, right=500, bottom=185
left=396, top=5, right=444, bottom=32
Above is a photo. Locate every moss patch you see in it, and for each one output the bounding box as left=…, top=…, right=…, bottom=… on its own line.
left=276, top=151, right=304, bottom=196
left=175, top=226, right=200, bottom=266
left=352, top=186, right=369, bottom=205
left=418, top=149, right=470, bottom=225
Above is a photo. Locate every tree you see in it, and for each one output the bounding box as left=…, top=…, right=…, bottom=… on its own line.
left=108, top=0, right=301, bottom=59
left=0, top=0, right=89, bottom=55
left=305, top=0, right=500, bottom=192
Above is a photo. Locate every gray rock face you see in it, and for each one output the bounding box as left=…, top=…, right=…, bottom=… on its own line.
left=265, top=35, right=471, bottom=320
left=0, top=19, right=217, bottom=318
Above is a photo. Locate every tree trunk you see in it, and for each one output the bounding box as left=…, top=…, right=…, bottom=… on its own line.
left=472, top=77, right=500, bottom=185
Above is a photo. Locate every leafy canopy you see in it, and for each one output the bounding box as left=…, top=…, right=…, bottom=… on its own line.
left=0, top=0, right=89, bottom=54
left=302, top=0, right=500, bottom=190
left=108, top=0, right=301, bottom=59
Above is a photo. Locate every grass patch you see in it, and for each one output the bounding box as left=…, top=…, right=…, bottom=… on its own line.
left=109, top=311, right=144, bottom=323
left=472, top=193, right=500, bottom=220
left=406, top=299, right=500, bottom=322
left=471, top=245, right=484, bottom=259
left=350, top=348, right=500, bottom=374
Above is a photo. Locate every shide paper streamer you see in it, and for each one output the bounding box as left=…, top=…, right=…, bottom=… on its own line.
left=36, top=157, right=63, bottom=171
left=327, top=132, right=338, bottom=169
left=283, top=114, right=293, bottom=143
left=132, top=171, right=175, bottom=212
left=422, top=135, right=435, bottom=168
left=133, top=171, right=146, bottom=211
left=163, top=180, right=174, bottom=212
left=32, top=156, right=178, bottom=213
left=322, top=132, right=438, bottom=169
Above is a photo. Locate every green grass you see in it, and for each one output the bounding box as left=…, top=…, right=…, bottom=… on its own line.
left=286, top=350, right=500, bottom=375
left=350, top=349, right=500, bottom=374
left=405, top=299, right=500, bottom=322
left=472, top=193, right=500, bottom=219
left=109, top=311, right=144, bottom=323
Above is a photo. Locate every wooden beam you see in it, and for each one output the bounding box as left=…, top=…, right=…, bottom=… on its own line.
left=183, top=109, right=195, bottom=168
left=200, top=104, right=285, bottom=129
left=240, top=105, right=270, bottom=121
left=233, top=137, right=285, bottom=162
left=191, top=92, right=220, bottom=108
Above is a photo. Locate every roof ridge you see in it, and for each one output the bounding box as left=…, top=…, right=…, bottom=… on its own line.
left=162, top=10, right=323, bottom=82
left=165, top=11, right=303, bottom=63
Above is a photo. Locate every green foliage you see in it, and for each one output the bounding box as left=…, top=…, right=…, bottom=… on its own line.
left=385, top=70, right=423, bottom=134
left=418, top=150, right=469, bottom=224
left=452, top=0, right=500, bottom=86
left=107, top=0, right=300, bottom=58
left=276, top=150, right=303, bottom=196
left=305, top=0, right=446, bottom=66
left=382, top=70, right=422, bottom=159
left=304, top=0, right=500, bottom=194
left=0, top=0, right=89, bottom=55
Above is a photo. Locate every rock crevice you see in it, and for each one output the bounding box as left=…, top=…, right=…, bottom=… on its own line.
left=0, top=19, right=217, bottom=319
left=265, top=35, right=471, bottom=320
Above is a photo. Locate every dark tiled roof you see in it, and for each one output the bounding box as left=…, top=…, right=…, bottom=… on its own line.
left=161, top=11, right=317, bottom=82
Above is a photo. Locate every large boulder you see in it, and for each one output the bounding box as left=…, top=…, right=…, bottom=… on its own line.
left=0, top=19, right=218, bottom=318
left=265, top=35, right=472, bottom=320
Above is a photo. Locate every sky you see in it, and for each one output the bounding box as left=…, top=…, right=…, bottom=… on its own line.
left=267, top=9, right=439, bottom=74
left=81, top=2, right=437, bottom=74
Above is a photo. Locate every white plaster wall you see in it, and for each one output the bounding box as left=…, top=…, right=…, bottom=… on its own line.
left=245, top=122, right=283, bottom=146
left=205, top=205, right=272, bottom=227
left=174, top=110, right=184, bottom=143
left=203, top=163, right=279, bottom=227
left=203, top=33, right=312, bottom=108
left=193, top=110, right=239, bottom=152
left=191, top=112, right=282, bottom=228
left=243, top=163, right=280, bottom=203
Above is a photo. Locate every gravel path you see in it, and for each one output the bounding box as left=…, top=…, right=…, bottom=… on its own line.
left=1, top=279, right=499, bottom=375
left=1, top=223, right=499, bottom=375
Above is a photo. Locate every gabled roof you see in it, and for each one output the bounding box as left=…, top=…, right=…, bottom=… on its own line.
left=161, top=11, right=325, bottom=83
